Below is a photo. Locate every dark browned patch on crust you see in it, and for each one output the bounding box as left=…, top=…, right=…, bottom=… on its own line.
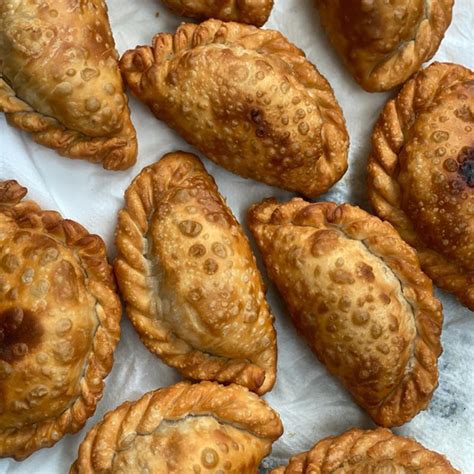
left=0, top=308, right=43, bottom=362
left=458, top=146, right=474, bottom=187
left=357, top=262, right=375, bottom=282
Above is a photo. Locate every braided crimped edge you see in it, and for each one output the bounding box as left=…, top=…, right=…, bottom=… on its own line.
left=248, top=198, right=443, bottom=427
left=119, top=19, right=348, bottom=197
left=270, top=428, right=459, bottom=473
left=316, top=0, right=453, bottom=92
left=70, top=381, right=283, bottom=473
left=161, top=0, right=274, bottom=26
left=0, top=79, right=137, bottom=170
left=114, top=151, right=277, bottom=394
left=367, top=61, right=474, bottom=310
left=0, top=181, right=121, bottom=460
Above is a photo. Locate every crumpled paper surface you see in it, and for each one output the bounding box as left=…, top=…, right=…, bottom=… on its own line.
left=1, top=0, right=473, bottom=472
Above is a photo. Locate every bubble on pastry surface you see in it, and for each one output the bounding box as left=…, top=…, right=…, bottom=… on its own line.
left=1, top=254, right=20, bottom=273
left=189, top=243, right=206, bottom=258
left=211, top=242, right=227, bottom=258
left=204, top=258, right=218, bottom=274
left=179, top=220, right=203, bottom=237
left=0, top=307, right=43, bottom=363
left=201, top=447, right=219, bottom=468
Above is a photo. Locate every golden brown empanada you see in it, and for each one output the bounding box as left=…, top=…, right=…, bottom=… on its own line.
left=0, top=0, right=137, bottom=170
left=120, top=20, right=349, bottom=197
left=368, top=62, right=474, bottom=310
left=248, top=198, right=443, bottom=427
left=71, top=381, right=283, bottom=473
left=315, top=0, right=454, bottom=92
left=161, top=0, right=273, bottom=26
left=0, top=180, right=121, bottom=460
left=271, top=428, right=459, bottom=473
left=114, top=152, right=277, bottom=394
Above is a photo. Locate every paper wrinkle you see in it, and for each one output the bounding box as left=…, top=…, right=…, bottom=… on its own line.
left=0, top=0, right=473, bottom=472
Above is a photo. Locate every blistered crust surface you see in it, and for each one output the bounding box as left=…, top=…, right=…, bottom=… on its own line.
left=161, top=0, right=273, bottom=26
left=248, top=199, right=442, bottom=427
left=270, top=428, right=459, bottom=473
left=120, top=19, right=348, bottom=197
left=315, top=0, right=453, bottom=91
left=0, top=181, right=121, bottom=460
left=114, top=151, right=277, bottom=394
left=368, top=62, right=474, bottom=309
left=70, top=381, right=283, bottom=473
left=0, top=0, right=137, bottom=169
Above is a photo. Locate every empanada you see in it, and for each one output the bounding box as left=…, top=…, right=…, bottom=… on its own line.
left=120, top=20, right=349, bottom=197
left=0, top=180, right=121, bottom=460
left=315, top=0, right=454, bottom=92
left=368, top=62, right=474, bottom=310
left=71, top=381, right=283, bottom=473
left=0, top=0, right=137, bottom=170
left=271, top=428, right=459, bottom=473
left=248, top=198, right=443, bottom=427
left=114, top=152, right=277, bottom=394
left=161, top=0, right=273, bottom=26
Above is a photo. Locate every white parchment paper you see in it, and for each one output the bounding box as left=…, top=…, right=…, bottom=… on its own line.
left=1, top=0, right=473, bottom=472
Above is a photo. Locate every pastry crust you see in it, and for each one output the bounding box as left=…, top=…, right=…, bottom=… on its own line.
left=161, top=0, right=273, bottom=26
left=120, top=19, right=349, bottom=197
left=270, top=428, right=459, bottom=473
left=114, top=151, right=277, bottom=394
left=315, top=0, right=454, bottom=92
left=0, top=0, right=137, bottom=170
left=0, top=180, right=121, bottom=460
left=248, top=199, right=443, bottom=427
left=367, top=62, right=474, bottom=310
left=71, top=381, right=283, bottom=473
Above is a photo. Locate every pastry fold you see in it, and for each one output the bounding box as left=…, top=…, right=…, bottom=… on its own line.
left=71, top=381, right=283, bottom=473
left=368, top=62, right=474, bottom=310
left=315, top=0, right=454, bottom=91
left=271, top=428, right=459, bottom=473
left=248, top=198, right=443, bottom=427
left=161, top=0, right=273, bottom=26
left=114, top=151, right=277, bottom=394
left=0, top=0, right=137, bottom=169
left=0, top=180, right=121, bottom=459
left=120, top=19, right=349, bottom=197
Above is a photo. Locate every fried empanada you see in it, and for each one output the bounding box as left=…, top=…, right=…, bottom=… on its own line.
left=0, top=181, right=121, bottom=460
left=120, top=20, right=349, bottom=197
left=114, top=151, right=277, bottom=394
left=368, top=62, right=474, bottom=310
left=315, top=0, right=454, bottom=92
left=0, top=0, right=137, bottom=170
left=271, top=428, right=459, bottom=473
left=161, top=0, right=273, bottom=26
left=71, top=381, right=283, bottom=473
left=248, top=198, right=443, bottom=427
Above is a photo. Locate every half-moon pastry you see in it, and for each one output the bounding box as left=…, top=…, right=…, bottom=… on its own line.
left=271, top=428, right=459, bottom=473
left=161, top=0, right=273, bottom=26
left=0, top=180, right=121, bottom=460
left=120, top=20, right=349, bottom=197
left=114, top=151, right=277, bottom=394
left=315, top=0, right=454, bottom=92
left=368, top=62, right=474, bottom=309
left=248, top=198, right=443, bottom=427
left=71, top=381, right=283, bottom=473
left=0, top=0, right=137, bottom=170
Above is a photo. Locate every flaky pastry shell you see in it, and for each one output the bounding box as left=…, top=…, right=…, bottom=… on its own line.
left=120, top=19, right=349, bottom=197
left=271, top=428, right=459, bottom=473
left=114, top=151, right=277, bottom=394
left=0, top=0, right=137, bottom=170
left=0, top=181, right=121, bottom=460
left=161, top=0, right=273, bottom=26
left=368, top=62, right=474, bottom=309
left=71, top=381, right=283, bottom=473
left=248, top=198, right=443, bottom=427
left=315, top=0, right=454, bottom=92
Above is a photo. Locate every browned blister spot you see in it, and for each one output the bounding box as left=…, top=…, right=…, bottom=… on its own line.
left=0, top=308, right=43, bottom=363
left=53, top=260, right=79, bottom=301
